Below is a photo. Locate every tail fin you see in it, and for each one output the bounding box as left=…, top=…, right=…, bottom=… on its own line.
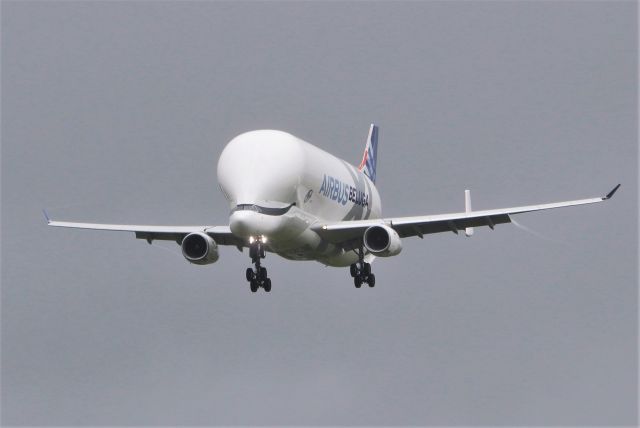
left=358, top=124, right=379, bottom=183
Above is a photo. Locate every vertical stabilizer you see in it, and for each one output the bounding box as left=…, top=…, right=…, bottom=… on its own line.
left=358, top=124, right=379, bottom=183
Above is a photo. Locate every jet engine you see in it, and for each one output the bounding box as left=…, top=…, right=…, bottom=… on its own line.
left=363, top=225, right=402, bottom=257
left=181, top=232, right=219, bottom=265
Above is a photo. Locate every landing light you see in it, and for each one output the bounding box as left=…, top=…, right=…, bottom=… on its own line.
left=249, top=236, right=267, bottom=244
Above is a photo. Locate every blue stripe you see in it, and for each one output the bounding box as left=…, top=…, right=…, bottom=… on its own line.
left=364, top=125, right=378, bottom=183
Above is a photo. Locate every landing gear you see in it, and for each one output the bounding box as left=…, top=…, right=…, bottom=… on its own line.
left=350, top=247, right=375, bottom=288
left=246, top=236, right=272, bottom=292
left=367, top=274, right=375, bottom=287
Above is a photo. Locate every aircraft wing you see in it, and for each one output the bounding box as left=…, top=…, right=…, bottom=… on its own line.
left=44, top=213, right=245, bottom=247
left=314, top=184, right=620, bottom=243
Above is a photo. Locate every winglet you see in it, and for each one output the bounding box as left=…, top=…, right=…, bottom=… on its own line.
left=42, top=209, right=51, bottom=224
left=604, top=184, right=621, bottom=200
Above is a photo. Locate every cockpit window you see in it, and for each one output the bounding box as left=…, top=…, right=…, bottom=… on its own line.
left=231, top=203, right=295, bottom=216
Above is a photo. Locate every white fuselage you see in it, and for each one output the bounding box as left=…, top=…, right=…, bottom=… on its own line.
left=217, top=130, right=382, bottom=266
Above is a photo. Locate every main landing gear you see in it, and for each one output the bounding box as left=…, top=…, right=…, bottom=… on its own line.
left=246, top=237, right=272, bottom=293
left=350, top=247, right=375, bottom=288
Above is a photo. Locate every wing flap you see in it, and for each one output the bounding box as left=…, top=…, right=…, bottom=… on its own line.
left=396, top=213, right=512, bottom=238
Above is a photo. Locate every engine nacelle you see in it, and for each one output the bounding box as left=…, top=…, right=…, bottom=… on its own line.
left=363, top=225, right=402, bottom=257
left=181, top=232, right=219, bottom=265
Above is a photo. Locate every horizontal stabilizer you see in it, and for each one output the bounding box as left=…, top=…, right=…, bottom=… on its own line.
left=464, top=189, right=473, bottom=237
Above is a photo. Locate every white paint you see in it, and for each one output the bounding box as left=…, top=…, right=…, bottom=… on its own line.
left=46, top=126, right=619, bottom=271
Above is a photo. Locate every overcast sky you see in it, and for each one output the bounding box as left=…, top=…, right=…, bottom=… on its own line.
left=2, top=1, right=637, bottom=426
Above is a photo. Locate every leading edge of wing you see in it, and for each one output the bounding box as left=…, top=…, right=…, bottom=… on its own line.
left=46, top=219, right=228, bottom=234
left=315, top=184, right=620, bottom=239
left=44, top=213, right=238, bottom=244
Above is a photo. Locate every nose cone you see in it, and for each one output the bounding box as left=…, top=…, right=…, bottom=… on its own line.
left=229, top=210, right=286, bottom=239
left=229, top=211, right=257, bottom=238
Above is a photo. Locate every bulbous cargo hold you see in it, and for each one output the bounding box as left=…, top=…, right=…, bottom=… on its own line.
left=217, top=130, right=306, bottom=209
left=363, top=225, right=402, bottom=257
left=181, top=232, right=219, bottom=265
left=216, top=129, right=381, bottom=223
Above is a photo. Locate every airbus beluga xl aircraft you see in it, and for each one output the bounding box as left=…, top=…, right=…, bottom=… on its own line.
left=46, top=125, right=620, bottom=292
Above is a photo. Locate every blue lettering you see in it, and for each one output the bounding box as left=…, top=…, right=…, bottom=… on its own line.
left=319, top=174, right=370, bottom=208
left=319, top=175, right=327, bottom=195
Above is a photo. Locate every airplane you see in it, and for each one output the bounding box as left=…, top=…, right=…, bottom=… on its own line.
left=45, top=124, right=620, bottom=292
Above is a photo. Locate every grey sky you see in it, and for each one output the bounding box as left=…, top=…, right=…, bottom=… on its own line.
left=1, top=1, right=637, bottom=425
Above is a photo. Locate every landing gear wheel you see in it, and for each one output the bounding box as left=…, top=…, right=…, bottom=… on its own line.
left=259, top=267, right=268, bottom=280
left=250, top=279, right=259, bottom=293
left=264, top=278, right=272, bottom=292
left=349, top=246, right=376, bottom=289
left=367, top=274, right=376, bottom=287
left=363, top=263, right=371, bottom=276
left=350, top=264, right=358, bottom=277
left=354, top=276, right=363, bottom=288
left=246, top=268, right=255, bottom=282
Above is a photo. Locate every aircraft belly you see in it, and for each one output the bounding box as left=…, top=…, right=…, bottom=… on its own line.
left=272, top=241, right=359, bottom=266
left=265, top=209, right=356, bottom=265
left=269, top=226, right=362, bottom=266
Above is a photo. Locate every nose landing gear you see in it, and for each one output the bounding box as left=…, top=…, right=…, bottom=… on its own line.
left=350, top=247, right=375, bottom=288
left=246, top=237, right=272, bottom=292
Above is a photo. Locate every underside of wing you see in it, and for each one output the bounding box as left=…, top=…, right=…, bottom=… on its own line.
left=314, top=185, right=620, bottom=243
left=45, top=215, right=244, bottom=247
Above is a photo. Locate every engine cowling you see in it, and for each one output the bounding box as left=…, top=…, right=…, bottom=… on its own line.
left=181, top=232, right=219, bottom=265
left=363, top=225, right=402, bottom=257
